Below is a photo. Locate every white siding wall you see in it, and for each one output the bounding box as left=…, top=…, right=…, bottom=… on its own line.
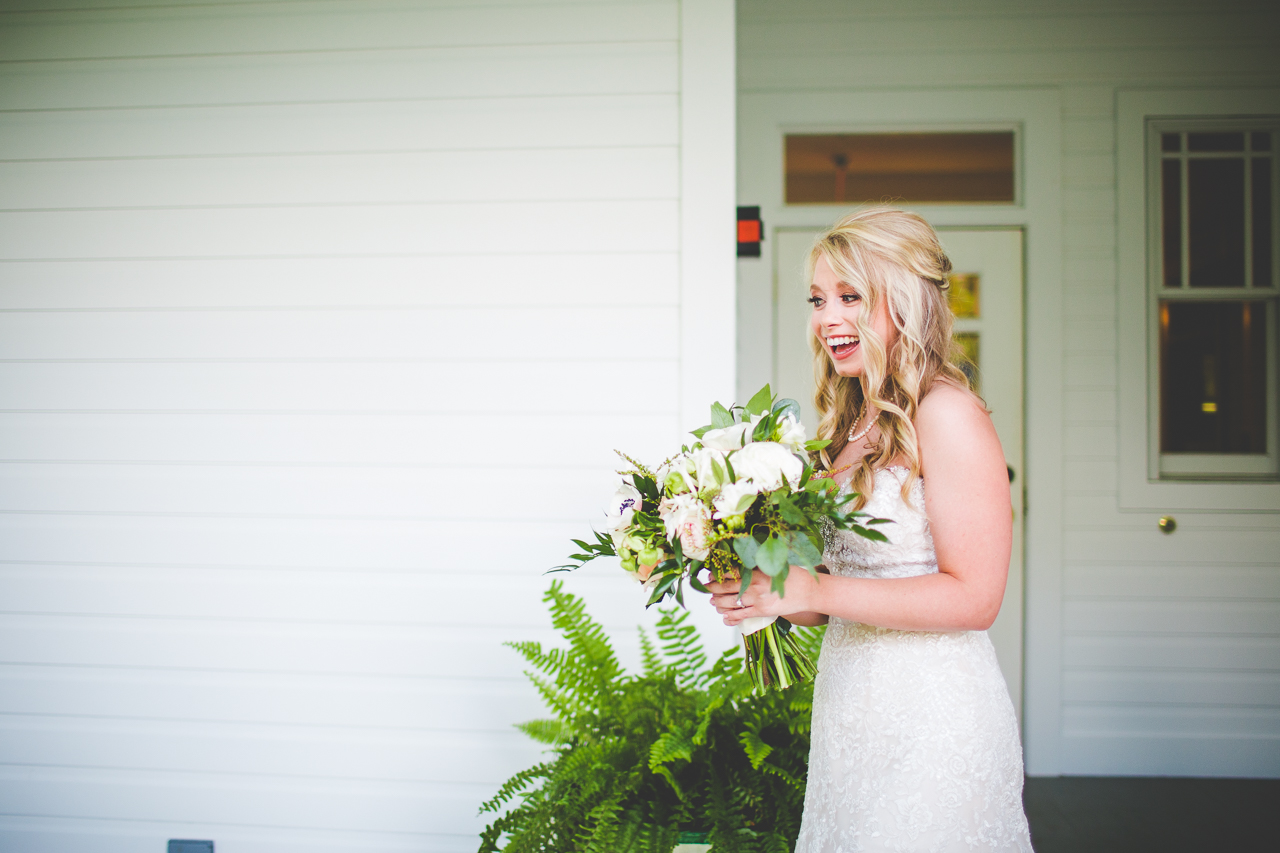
left=738, top=0, right=1280, bottom=776
left=0, top=1, right=734, bottom=850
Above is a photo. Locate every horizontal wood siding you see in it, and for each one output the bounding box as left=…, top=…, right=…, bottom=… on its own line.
left=0, top=1, right=708, bottom=849
left=738, top=0, right=1280, bottom=776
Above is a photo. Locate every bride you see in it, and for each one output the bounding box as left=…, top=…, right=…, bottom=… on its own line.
left=707, top=208, right=1033, bottom=851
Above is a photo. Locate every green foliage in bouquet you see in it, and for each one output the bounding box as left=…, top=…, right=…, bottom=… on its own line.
left=478, top=582, right=824, bottom=853
left=557, top=384, right=888, bottom=691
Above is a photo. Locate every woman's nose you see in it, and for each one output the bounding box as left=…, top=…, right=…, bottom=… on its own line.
left=816, top=301, right=842, bottom=326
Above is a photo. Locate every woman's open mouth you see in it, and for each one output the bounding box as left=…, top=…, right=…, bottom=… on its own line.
left=826, top=335, right=859, bottom=359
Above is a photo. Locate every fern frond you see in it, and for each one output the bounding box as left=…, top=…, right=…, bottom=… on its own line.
left=738, top=729, right=774, bottom=770
left=756, top=758, right=805, bottom=793
left=648, top=729, right=693, bottom=770
left=651, top=764, right=685, bottom=800
left=655, top=605, right=708, bottom=688
left=638, top=628, right=661, bottom=678
left=477, top=761, right=550, bottom=814
left=515, top=718, right=570, bottom=745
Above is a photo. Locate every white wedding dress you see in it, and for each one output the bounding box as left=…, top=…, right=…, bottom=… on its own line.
left=795, top=467, right=1032, bottom=853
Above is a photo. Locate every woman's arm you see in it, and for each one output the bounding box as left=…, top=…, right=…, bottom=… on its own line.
left=708, top=385, right=1012, bottom=632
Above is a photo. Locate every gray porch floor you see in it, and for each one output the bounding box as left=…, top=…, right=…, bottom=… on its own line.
left=1023, top=777, right=1280, bottom=852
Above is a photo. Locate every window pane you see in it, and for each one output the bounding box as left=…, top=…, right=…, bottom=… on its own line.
left=784, top=132, right=1015, bottom=204
left=1252, top=131, right=1272, bottom=151
left=1188, top=159, right=1246, bottom=287
left=947, top=273, right=980, bottom=318
left=1161, top=132, right=1182, bottom=152
left=1188, top=132, right=1245, bottom=152
left=1254, top=158, right=1273, bottom=288
left=953, top=332, right=980, bottom=394
left=1160, top=300, right=1268, bottom=453
left=1162, top=159, right=1182, bottom=287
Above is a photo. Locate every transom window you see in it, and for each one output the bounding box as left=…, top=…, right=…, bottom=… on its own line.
left=1150, top=120, right=1279, bottom=479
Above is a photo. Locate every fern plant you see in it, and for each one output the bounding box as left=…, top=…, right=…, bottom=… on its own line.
left=478, top=581, right=824, bottom=853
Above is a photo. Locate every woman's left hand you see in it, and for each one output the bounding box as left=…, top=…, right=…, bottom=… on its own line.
left=705, top=566, right=819, bottom=627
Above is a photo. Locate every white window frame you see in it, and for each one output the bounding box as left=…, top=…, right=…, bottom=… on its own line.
left=1146, top=118, right=1280, bottom=480
left=1117, top=88, right=1280, bottom=511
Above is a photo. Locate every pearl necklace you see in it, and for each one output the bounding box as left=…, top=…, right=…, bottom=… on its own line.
left=847, top=402, right=875, bottom=444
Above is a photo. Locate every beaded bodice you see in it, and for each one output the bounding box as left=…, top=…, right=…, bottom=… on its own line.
left=824, top=466, right=936, bottom=581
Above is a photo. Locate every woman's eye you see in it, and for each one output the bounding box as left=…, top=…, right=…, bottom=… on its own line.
left=807, top=296, right=823, bottom=307
left=841, top=293, right=861, bottom=304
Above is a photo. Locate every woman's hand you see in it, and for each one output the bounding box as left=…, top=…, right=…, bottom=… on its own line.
left=705, top=566, right=822, bottom=627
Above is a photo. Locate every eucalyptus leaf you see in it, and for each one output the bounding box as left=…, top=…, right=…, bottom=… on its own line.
left=733, top=535, right=760, bottom=569
left=756, top=535, right=790, bottom=577
left=785, top=530, right=823, bottom=567
left=772, top=397, right=802, bottom=420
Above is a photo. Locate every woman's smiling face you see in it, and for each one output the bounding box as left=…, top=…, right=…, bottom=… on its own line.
left=808, top=254, right=896, bottom=378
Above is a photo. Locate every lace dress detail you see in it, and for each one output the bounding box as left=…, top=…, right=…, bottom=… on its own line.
left=795, top=467, right=1032, bottom=853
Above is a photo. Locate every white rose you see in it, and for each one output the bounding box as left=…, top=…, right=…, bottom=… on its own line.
left=712, top=480, right=759, bottom=518
left=685, top=446, right=728, bottom=491
left=701, top=422, right=751, bottom=452
left=657, top=492, right=713, bottom=560
left=729, top=441, right=804, bottom=491
left=776, top=413, right=808, bottom=453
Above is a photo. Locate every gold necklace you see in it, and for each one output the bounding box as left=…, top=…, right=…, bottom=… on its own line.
left=846, top=402, right=875, bottom=444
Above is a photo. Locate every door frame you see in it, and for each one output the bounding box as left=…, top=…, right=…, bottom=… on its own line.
left=737, top=88, right=1065, bottom=773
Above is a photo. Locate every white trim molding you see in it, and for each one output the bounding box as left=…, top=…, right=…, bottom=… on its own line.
left=679, top=0, right=737, bottom=429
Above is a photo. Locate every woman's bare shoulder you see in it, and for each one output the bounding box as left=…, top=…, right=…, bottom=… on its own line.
left=917, top=380, right=989, bottom=426
left=915, top=381, right=1001, bottom=471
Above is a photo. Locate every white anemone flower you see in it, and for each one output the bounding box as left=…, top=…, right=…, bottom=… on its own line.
left=600, top=482, right=642, bottom=548
left=730, top=441, right=804, bottom=491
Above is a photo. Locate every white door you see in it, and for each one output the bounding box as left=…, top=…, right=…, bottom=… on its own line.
left=773, top=227, right=1026, bottom=722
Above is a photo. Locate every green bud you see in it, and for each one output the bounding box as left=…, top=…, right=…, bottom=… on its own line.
left=665, top=470, right=690, bottom=494
left=638, top=545, right=664, bottom=566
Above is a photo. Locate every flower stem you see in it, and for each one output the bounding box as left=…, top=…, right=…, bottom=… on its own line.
left=742, top=621, right=816, bottom=692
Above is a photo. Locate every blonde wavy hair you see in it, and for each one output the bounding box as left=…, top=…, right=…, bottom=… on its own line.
left=808, top=207, right=974, bottom=509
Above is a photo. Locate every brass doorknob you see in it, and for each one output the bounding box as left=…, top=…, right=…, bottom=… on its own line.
left=1158, top=516, right=1177, bottom=534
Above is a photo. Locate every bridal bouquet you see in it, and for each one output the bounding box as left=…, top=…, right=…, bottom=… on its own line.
left=559, top=385, right=889, bottom=691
